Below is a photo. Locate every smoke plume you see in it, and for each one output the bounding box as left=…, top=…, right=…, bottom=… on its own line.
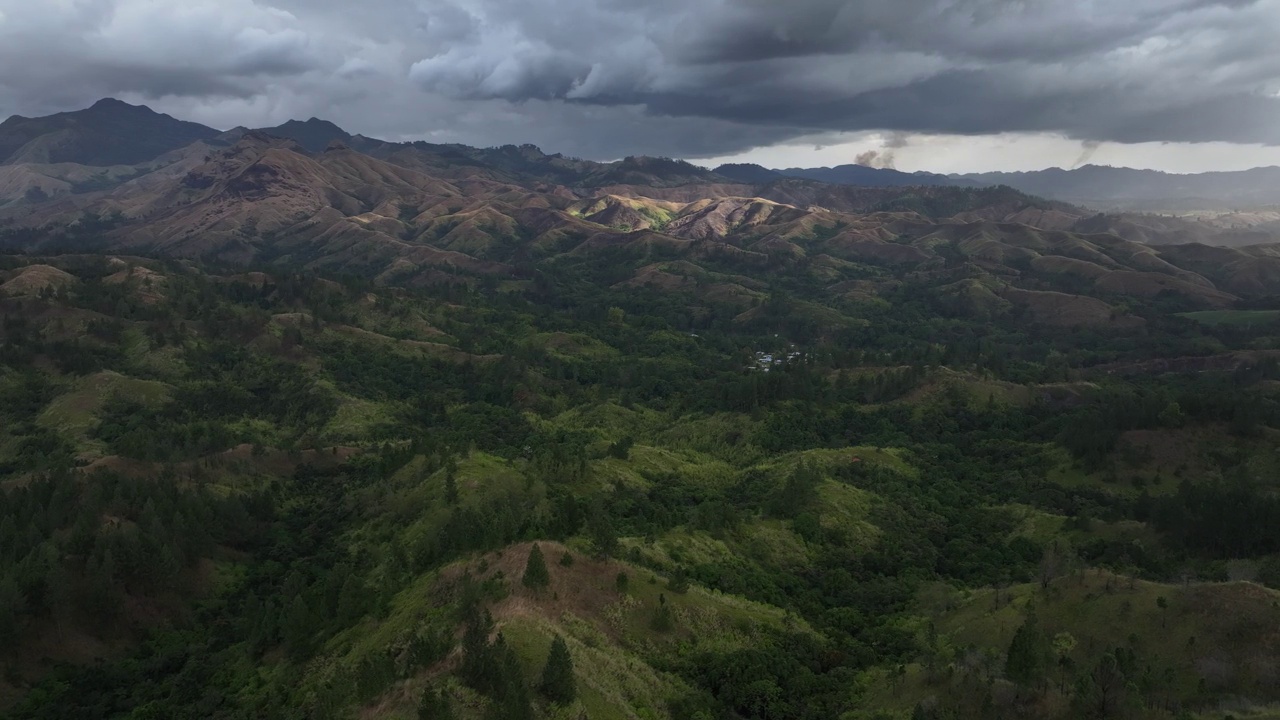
left=1072, top=140, right=1102, bottom=168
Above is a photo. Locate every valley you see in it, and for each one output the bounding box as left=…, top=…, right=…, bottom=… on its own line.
left=0, top=101, right=1279, bottom=720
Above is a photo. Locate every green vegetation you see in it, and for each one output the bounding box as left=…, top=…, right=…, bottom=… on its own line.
left=1178, top=309, right=1280, bottom=327
left=523, top=544, right=550, bottom=589
left=0, top=243, right=1279, bottom=720
left=539, top=635, right=576, bottom=705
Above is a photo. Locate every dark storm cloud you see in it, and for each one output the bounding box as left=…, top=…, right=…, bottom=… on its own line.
left=0, top=1, right=319, bottom=115
left=407, top=0, right=1280, bottom=148
left=0, top=0, right=1278, bottom=159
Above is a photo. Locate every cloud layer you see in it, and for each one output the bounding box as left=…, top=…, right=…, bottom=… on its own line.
left=1, top=0, right=1277, bottom=160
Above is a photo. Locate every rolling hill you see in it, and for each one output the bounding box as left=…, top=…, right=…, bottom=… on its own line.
left=0, top=110, right=1278, bottom=323
left=4, top=103, right=1280, bottom=720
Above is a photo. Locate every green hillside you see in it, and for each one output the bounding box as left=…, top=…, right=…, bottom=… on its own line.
left=1, top=237, right=1279, bottom=720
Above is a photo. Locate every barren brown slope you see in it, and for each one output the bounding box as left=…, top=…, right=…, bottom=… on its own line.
left=664, top=197, right=809, bottom=240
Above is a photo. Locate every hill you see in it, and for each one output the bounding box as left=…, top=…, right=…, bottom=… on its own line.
left=4, top=101, right=1280, bottom=720
left=778, top=163, right=978, bottom=188
left=2, top=202, right=1280, bottom=719
left=0, top=99, right=220, bottom=166
left=712, top=162, right=783, bottom=184
left=730, top=159, right=1280, bottom=217
left=957, top=164, right=1280, bottom=209
left=3, top=127, right=1279, bottom=313
left=254, top=117, right=355, bottom=153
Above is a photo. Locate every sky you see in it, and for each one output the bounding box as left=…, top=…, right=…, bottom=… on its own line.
left=1, top=0, right=1280, bottom=173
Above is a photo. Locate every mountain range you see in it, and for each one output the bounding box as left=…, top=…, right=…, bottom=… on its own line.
left=7, top=99, right=1280, bottom=720
left=0, top=98, right=221, bottom=166
left=716, top=161, right=1280, bottom=211
left=3, top=99, right=1280, bottom=317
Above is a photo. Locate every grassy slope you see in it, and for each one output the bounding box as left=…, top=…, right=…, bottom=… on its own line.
left=1179, top=310, right=1280, bottom=327
left=339, top=540, right=811, bottom=720
left=861, top=572, right=1280, bottom=719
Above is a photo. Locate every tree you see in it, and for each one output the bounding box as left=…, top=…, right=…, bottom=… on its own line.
left=651, top=600, right=674, bottom=632
left=487, top=635, right=533, bottom=720
left=336, top=574, right=365, bottom=626
left=770, top=460, right=821, bottom=518
left=0, top=573, right=25, bottom=647
left=539, top=635, right=577, bottom=705
left=607, top=435, right=634, bottom=460
left=282, top=595, right=315, bottom=658
left=1039, top=541, right=1069, bottom=591
left=586, top=509, right=618, bottom=558
left=1052, top=632, right=1077, bottom=693
left=417, top=688, right=454, bottom=720
left=615, top=572, right=629, bottom=594
left=460, top=609, right=497, bottom=691
left=47, top=564, right=75, bottom=643
left=1005, top=612, right=1051, bottom=690
left=522, top=544, right=550, bottom=589
left=1158, top=401, right=1185, bottom=428
left=444, top=471, right=459, bottom=506
left=1073, top=652, right=1129, bottom=718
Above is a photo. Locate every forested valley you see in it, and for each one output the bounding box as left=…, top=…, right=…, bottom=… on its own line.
left=2, top=236, right=1280, bottom=720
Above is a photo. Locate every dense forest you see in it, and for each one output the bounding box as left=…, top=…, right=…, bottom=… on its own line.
left=1, top=241, right=1279, bottom=720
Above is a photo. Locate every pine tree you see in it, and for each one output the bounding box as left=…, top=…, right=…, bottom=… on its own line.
left=487, top=634, right=533, bottom=720
left=651, top=601, right=674, bottom=632
left=46, top=563, right=74, bottom=642
left=0, top=573, right=25, bottom=646
left=336, top=574, right=365, bottom=626
left=460, top=608, right=496, bottom=690
left=444, top=472, right=459, bottom=505
left=539, top=635, right=577, bottom=705
left=586, top=509, right=618, bottom=558
left=282, top=594, right=314, bottom=658
left=771, top=460, right=822, bottom=518
left=1005, top=612, right=1051, bottom=690
left=522, top=544, right=550, bottom=589
left=1073, top=652, right=1128, bottom=718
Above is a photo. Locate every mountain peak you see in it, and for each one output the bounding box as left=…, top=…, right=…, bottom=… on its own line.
left=88, top=97, right=154, bottom=114
left=280, top=117, right=345, bottom=130
left=0, top=98, right=220, bottom=166
left=714, top=163, right=783, bottom=184
left=233, top=130, right=304, bottom=151
left=255, top=118, right=352, bottom=153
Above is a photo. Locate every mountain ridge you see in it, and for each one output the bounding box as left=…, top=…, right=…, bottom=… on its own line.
left=8, top=99, right=1280, bottom=213
left=5, top=100, right=1280, bottom=720
left=0, top=99, right=221, bottom=166
left=0, top=99, right=1277, bottom=301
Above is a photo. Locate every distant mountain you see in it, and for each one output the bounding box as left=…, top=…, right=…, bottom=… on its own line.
left=0, top=129, right=1092, bottom=285
left=0, top=98, right=220, bottom=166
left=777, top=164, right=978, bottom=188
left=954, top=165, right=1280, bottom=208
left=366, top=143, right=732, bottom=188
left=254, top=118, right=355, bottom=153
left=714, top=163, right=784, bottom=184
left=714, top=161, right=1280, bottom=211
left=2, top=99, right=1276, bottom=258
